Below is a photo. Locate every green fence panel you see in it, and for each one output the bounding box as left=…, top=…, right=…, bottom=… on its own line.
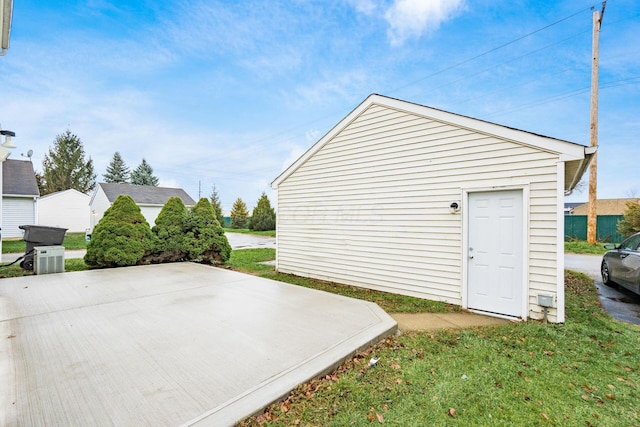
left=564, top=215, right=623, bottom=243
left=565, top=216, right=587, bottom=241
left=596, top=215, right=623, bottom=243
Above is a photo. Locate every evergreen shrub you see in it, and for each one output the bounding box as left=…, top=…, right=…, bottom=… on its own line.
left=84, top=195, right=153, bottom=267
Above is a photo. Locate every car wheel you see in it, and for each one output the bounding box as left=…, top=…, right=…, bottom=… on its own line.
left=601, top=260, right=614, bottom=287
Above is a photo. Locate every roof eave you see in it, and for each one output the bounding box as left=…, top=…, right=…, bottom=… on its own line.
left=565, top=146, right=597, bottom=193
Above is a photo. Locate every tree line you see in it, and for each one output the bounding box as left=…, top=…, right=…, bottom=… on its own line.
left=34, top=129, right=277, bottom=231
left=37, top=129, right=160, bottom=195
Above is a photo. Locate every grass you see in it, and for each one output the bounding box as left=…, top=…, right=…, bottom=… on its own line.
left=226, top=248, right=457, bottom=313
left=239, top=270, right=640, bottom=426
left=0, top=258, right=89, bottom=278
left=2, top=232, right=89, bottom=253
left=564, top=241, right=611, bottom=255
left=224, top=228, right=276, bottom=237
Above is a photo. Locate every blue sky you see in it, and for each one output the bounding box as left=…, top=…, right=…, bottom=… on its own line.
left=0, top=0, right=638, bottom=213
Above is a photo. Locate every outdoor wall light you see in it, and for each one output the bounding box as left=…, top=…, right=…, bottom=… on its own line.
left=0, top=129, right=16, bottom=148
left=449, top=201, right=460, bottom=214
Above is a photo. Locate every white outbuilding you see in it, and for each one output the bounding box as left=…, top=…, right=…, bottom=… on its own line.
left=37, top=189, right=91, bottom=232
left=272, top=94, right=595, bottom=323
left=89, top=183, right=196, bottom=231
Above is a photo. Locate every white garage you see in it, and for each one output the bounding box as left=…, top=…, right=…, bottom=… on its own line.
left=37, top=189, right=90, bottom=232
left=271, top=94, right=595, bottom=323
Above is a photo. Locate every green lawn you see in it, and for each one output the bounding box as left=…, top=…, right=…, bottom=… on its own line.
left=0, top=258, right=88, bottom=278
left=2, top=232, right=88, bottom=253
left=564, top=241, right=610, bottom=255
left=239, top=270, right=640, bottom=426
left=224, top=228, right=276, bottom=237
left=227, top=248, right=456, bottom=313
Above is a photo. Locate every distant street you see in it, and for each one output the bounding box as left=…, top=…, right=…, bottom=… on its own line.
left=1, top=232, right=275, bottom=264
left=565, top=254, right=640, bottom=325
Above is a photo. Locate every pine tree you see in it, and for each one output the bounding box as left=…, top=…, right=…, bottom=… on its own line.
left=41, top=129, right=96, bottom=195
left=103, top=152, right=130, bottom=183
left=130, top=158, right=159, bottom=186
left=230, top=197, right=249, bottom=229
left=210, top=185, right=225, bottom=227
left=249, top=192, right=276, bottom=231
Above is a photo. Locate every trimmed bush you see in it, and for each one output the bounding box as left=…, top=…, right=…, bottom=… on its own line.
left=183, top=198, right=231, bottom=264
left=147, top=197, right=188, bottom=263
left=84, top=195, right=153, bottom=267
left=249, top=192, right=276, bottom=231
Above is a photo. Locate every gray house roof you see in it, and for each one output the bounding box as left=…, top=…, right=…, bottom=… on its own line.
left=97, top=183, right=196, bottom=206
left=2, top=159, right=39, bottom=196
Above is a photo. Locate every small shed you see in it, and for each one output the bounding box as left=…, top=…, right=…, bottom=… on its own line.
left=37, top=189, right=91, bottom=232
left=90, top=183, right=196, bottom=230
left=2, top=159, right=39, bottom=238
left=272, top=94, right=595, bottom=323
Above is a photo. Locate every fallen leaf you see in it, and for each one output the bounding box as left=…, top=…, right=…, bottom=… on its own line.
left=581, top=395, right=589, bottom=401
left=624, top=366, right=633, bottom=372
left=541, top=412, right=549, bottom=420
left=447, top=408, right=456, bottom=418
left=367, top=413, right=375, bottom=422
left=605, top=394, right=615, bottom=400
left=607, top=384, right=615, bottom=390
left=280, top=400, right=291, bottom=413
left=376, top=413, right=384, bottom=423
left=293, top=420, right=300, bottom=425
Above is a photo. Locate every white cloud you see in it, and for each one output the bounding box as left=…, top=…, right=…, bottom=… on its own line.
left=384, top=0, right=465, bottom=46
left=347, top=0, right=379, bottom=15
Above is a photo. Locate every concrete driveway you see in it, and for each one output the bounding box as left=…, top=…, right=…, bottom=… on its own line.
left=1, top=263, right=396, bottom=426
left=565, top=253, right=640, bottom=325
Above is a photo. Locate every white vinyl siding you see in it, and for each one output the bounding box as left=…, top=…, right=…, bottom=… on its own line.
left=140, top=206, right=162, bottom=227
left=3, top=197, right=36, bottom=238
left=90, top=189, right=111, bottom=231
left=37, top=190, right=90, bottom=232
left=276, top=103, right=562, bottom=321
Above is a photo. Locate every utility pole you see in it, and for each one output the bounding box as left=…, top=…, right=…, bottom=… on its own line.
left=587, top=2, right=606, bottom=244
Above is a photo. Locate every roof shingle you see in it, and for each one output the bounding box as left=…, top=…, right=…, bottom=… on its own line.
left=2, top=159, right=39, bottom=196
left=98, top=183, right=196, bottom=206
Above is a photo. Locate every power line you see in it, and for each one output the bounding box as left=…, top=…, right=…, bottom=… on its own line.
left=389, top=6, right=595, bottom=95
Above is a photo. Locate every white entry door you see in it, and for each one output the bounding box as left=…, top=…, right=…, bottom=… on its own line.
left=468, top=190, right=523, bottom=317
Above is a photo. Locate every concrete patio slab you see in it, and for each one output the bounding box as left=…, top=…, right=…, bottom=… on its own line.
left=0, top=263, right=396, bottom=426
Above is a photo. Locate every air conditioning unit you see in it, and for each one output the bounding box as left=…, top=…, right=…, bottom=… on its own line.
left=34, top=246, right=65, bottom=275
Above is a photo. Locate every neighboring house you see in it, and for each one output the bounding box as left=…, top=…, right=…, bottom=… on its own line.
left=90, top=183, right=196, bottom=230
left=272, top=94, right=595, bottom=324
left=564, top=202, right=583, bottom=215
left=570, top=198, right=639, bottom=216
left=37, top=189, right=90, bottom=232
left=2, top=159, right=39, bottom=238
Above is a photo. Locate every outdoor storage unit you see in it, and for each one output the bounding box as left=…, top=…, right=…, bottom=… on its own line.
left=34, top=246, right=65, bottom=275
left=271, top=94, right=595, bottom=324
left=19, top=225, right=67, bottom=270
